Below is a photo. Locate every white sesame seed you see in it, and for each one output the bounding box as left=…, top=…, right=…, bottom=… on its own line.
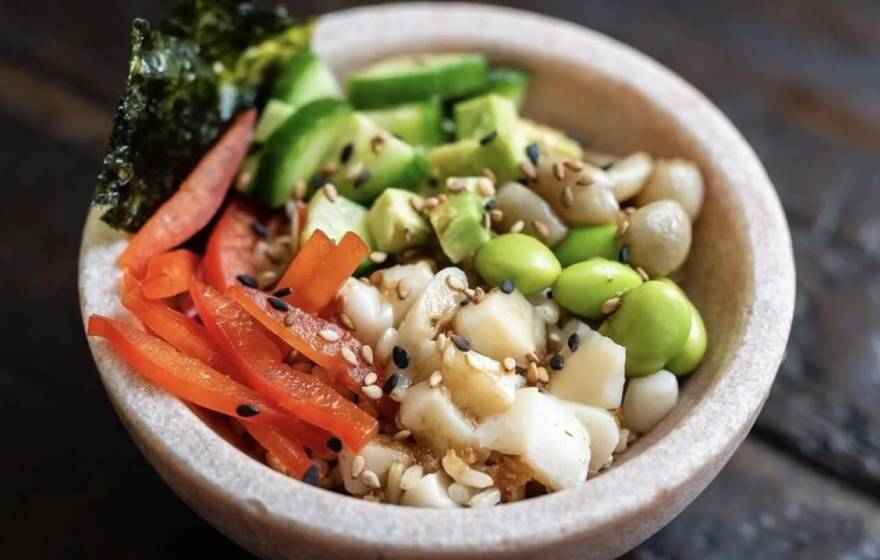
left=476, top=178, right=495, bottom=197
left=527, top=362, right=539, bottom=384
left=489, top=209, right=504, bottom=223
left=526, top=352, right=540, bottom=364
left=397, top=279, right=411, bottom=299
left=468, top=487, right=501, bottom=508
left=364, top=372, right=378, bottom=386
left=362, top=384, right=383, bottom=400
left=370, top=251, right=388, bottom=264
left=376, top=327, right=399, bottom=366
left=339, top=313, right=355, bottom=331
left=552, top=161, right=565, bottom=181
left=389, top=386, right=406, bottom=402
left=323, top=183, right=338, bottom=202
left=564, top=160, right=584, bottom=171
left=446, top=275, right=466, bottom=291
left=236, top=171, right=252, bottom=189
left=519, top=161, right=537, bottom=180
left=562, top=185, right=574, bottom=207
left=393, top=429, right=412, bottom=441
left=532, top=219, right=551, bottom=240
left=351, top=455, right=365, bottom=478
left=509, top=220, right=525, bottom=234
left=503, top=357, right=516, bottom=371
left=360, top=469, right=381, bottom=489
left=481, top=167, right=497, bottom=183
left=616, top=219, right=630, bottom=239
left=447, top=178, right=467, bottom=193
left=284, top=312, right=296, bottom=327
left=601, top=296, right=622, bottom=315
left=341, top=346, right=358, bottom=366
left=345, top=162, right=364, bottom=181
left=429, top=370, right=443, bottom=387
left=361, top=345, right=374, bottom=364
left=636, top=266, right=650, bottom=281
left=409, top=197, right=424, bottom=213
left=318, top=329, right=340, bottom=342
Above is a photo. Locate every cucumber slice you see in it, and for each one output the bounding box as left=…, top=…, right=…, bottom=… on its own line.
left=453, top=93, right=519, bottom=140
left=252, top=99, right=352, bottom=207
left=254, top=100, right=295, bottom=144
left=327, top=113, right=431, bottom=204
left=480, top=67, right=530, bottom=108
left=302, top=189, right=373, bottom=272
left=347, top=53, right=489, bottom=108
left=271, top=51, right=342, bottom=111
left=363, top=99, right=445, bottom=147
left=428, top=192, right=491, bottom=263
left=427, top=137, right=524, bottom=185
left=518, top=118, right=583, bottom=160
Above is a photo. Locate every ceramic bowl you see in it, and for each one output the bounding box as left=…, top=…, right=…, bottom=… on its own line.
left=79, top=3, right=795, bottom=559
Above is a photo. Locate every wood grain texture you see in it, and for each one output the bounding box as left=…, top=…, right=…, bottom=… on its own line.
left=0, top=0, right=878, bottom=558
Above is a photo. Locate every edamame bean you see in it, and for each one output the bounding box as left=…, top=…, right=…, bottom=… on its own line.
left=635, top=158, right=705, bottom=220
left=553, top=225, right=619, bottom=267
left=599, top=280, right=691, bottom=376
left=475, top=233, right=561, bottom=296
left=553, top=258, right=643, bottom=320
left=658, top=279, right=707, bottom=375
left=622, top=200, right=692, bottom=277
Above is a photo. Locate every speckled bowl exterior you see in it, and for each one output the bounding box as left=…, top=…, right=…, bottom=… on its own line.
left=79, top=3, right=795, bottom=559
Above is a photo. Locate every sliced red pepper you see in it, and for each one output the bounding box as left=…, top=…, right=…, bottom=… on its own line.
left=228, top=285, right=382, bottom=392
left=121, top=286, right=234, bottom=375
left=191, top=281, right=377, bottom=451
left=119, top=110, right=256, bottom=277
left=141, top=249, right=200, bottom=299
left=245, top=423, right=313, bottom=480
left=275, top=229, right=334, bottom=298
left=87, top=314, right=292, bottom=427
left=297, top=231, right=370, bottom=313
left=203, top=198, right=261, bottom=292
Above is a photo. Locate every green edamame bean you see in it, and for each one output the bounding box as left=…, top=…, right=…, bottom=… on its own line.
left=553, top=225, right=619, bottom=267
left=658, top=279, right=707, bottom=375
left=553, top=258, right=643, bottom=319
left=475, top=233, right=561, bottom=295
left=599, top=280, right=691, bottom=376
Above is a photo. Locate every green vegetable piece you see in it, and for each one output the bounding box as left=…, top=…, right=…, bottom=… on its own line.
left=328, top=113, right=430, bottom=204
left=428, top=192, right=491, bottom=263
left=553, top=225, right=619, bottom=267
left=518, top=118, right=583, bottom=160
left=253, top=99, right=295, bottom=143
left=426, top=137, right=524, bottom=185
left=367, top=189, right=430, bottom=253
left=659, top=279, right=708, bottom=376
left=270, top=50, right=341, bottom=111
left=302, top=189, right=373, bottom=272
left=478, top=67, right=530, bottom=108
left=553, top=258, right=643, bottom=320
left=93, top=3, right=311, bottom=231
left=363, top=99, right=445, bottom=147
left=475, top=233, right=562, bottom=296
left=347, top=53, right=489, bottom=109
left=599, top=280, right=691, bottom=377
left=253, top=98, right=352, bottom=207
left=453, top=93, right=519, bottom=140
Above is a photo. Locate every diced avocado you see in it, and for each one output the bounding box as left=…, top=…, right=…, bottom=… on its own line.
left=363, top=99, right=445, bottom=147
left=428, top=192, right=491, bottom=263
left=253, top=99, right=352, bottom=207
left=367, top=188, right=430, bottom=253
left=480, top=67, right=530, bottom=108
left=453, top=93, right=519, bottom=140
left=254, top=99, right=295, bottom=143
left=427, top=137, right=524, bottom=185
left=271, top=51, right=342, bottom=111
left=303, top=189, right=373, bottom=272
left=518, top=118, right=583, bottom=160
left=348, top=53, right=489, bottom=109
left=327, top=113, right=430, bottom=205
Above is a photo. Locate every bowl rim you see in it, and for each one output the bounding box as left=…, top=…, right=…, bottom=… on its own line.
left=79, top=2, right=795, bottom=557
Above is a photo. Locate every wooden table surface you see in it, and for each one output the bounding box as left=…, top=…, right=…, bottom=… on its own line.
left=2, top=1, right=879, bottom=558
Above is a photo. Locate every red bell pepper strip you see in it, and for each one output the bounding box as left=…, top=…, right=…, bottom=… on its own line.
left=275, top=230, right=334, bottom=297
left=119, top=109, right=256, bottom=277
left=141, top=249, right=200, bottom=299
left=296, top=231, right=370, bottom=313
left=191, top=281, right=377, bottom=451
left=228, top=285, right=383, bottom=392
left=87, top=314, right=292, bottom=427
left=246, top=423, right=313, bottom=480
left=121, top=286, right=234, bottom=375
left=202, top=198, right=261, bottom=292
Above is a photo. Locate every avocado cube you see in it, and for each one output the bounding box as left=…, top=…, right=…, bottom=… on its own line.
left=367, top=188, right=430, bottom=253
left=453, top=93, right=519, bottom=140
left=428, top=192, right=491, bottom=263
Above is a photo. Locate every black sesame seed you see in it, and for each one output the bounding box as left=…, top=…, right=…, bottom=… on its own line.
left=484, top=199, right=496, bottom=211
left=545, top=288, right=553, bottom=299
left=309, top=174, right=328, bottom=190
left=601, top=161, right=615, bottom=171
left=460, top=300, right=470, bottom=307
left=273, top=287, right=292, bottom=298
left=479, top=130, right=498, bottom=146
left=451, top=334, right=471, bottom=352
left=525, top=143, right=540, bottom=166
left=236, top=274, right=258, bottom=288
left=392, top=345, right=410, bottom=369
left=427, top=177, right=439, bottom=189
left=353, top=169, right=372, bottom=189
left=250, top=221, right=269, bottom=238
left=392, top=133, right=404, bottom=141
left=339, top=142, right=355, bottom=164
left=500, top=279, right=515, bottom=294
left=618, top=243, right=631, bottom=264
left=549, top=354, right=565, bottom=370
left=236, top=404, right=261, bottom=417
left=567, top=333, right=580, bottom=352
left=303, top=465, right=320, bottom=485
left=326, top=437, right=343, bottom=453
left=268, top=296, right=290, bottom=312
left=382, top=374, right=400, bottom=394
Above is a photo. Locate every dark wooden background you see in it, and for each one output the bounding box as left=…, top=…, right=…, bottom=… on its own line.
left=2, top=0, right=879, bottom=558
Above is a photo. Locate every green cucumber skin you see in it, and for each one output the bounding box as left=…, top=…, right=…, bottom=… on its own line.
left=348, top=55, right=489, bottom=109
left=476, top=67, right=530, bottom=108
left=364, top=100, right=445, bottom=147
left=252, top=98, right=352, bottom=207
left=271, top=51, right=342, bottom=110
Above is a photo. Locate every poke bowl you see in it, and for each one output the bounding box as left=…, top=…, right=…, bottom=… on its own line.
left=80, top=2, right=795, bottom=559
